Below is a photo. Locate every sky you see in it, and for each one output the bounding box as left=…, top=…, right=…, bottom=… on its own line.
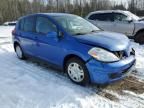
left=111, top=0, right=129, bottom=8
left=112, top=0, right=129, bottom=4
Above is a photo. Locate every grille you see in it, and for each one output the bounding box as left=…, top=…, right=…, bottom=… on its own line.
left=114, top=51, right=126, bottom=59
left=114, top=48, right=135, bottom=60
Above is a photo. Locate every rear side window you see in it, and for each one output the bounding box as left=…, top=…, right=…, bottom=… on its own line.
left=23, top=16, right=35, bottom=32
left=89, top=13, right=114, bottom=22
left=36, top=17, right=56, bottom=34
left=19, top=19, right=24, bottom=31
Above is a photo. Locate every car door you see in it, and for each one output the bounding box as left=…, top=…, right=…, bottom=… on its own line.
left=18, top=16, right=37, bottom=56
left=35, top=16, right=65, bottom=65
left=88, top=13, right=114, bottom=31
left=112, top=13, right=134, bottom=36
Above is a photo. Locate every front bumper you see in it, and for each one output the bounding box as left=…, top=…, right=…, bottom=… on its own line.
left=86, top=55, right=136, bottom=84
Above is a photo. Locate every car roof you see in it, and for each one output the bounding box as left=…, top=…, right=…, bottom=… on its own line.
left=37, top=13, right=74, bottom=17
left=88, top=10, right=128, bottom=15
left=85, top=10, right=129, bottom=19
left=19, top=13, right=75, bottom=20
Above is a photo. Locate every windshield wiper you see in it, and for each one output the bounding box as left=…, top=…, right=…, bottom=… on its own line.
left=73, top=30, right=100, bottom=36
left=74, top=33, right=87, bottom=35
left=90, top=30, right=100, bottom=33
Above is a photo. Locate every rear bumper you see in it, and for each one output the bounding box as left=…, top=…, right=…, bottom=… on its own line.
left=86, top=56, right=136, bottom=84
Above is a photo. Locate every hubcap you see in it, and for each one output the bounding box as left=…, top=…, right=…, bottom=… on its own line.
left=68, top=62, right=84, bottom=82
left=16, top=46, right=22, bottom=58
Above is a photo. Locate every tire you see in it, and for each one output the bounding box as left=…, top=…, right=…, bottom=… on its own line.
left=15, top=44, right=26, bottom=60
left=134, top=31, right=144, bottom=44
left=65, top=57, right=90, bottom=85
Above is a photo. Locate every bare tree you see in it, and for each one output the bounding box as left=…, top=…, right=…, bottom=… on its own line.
left=0, top=0, right=144, bottom=24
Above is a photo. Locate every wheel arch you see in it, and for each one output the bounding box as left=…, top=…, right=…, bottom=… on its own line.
left=63, top=54, right=86, bottom=72
left=134, top=29, right=144, bottom=37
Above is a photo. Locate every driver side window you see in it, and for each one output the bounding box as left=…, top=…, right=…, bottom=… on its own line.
left=89, top=13, right=114, bottom=22
left=113, top=13, right=128, bottom=22
left=36, top=16, right=56, bottom=34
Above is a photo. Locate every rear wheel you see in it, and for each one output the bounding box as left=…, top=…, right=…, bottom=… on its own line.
left=15, top=44, right=26, bottom=59
left=65, top=58, right=90, bottom=85
left=134, top=31, right=144, bottom=44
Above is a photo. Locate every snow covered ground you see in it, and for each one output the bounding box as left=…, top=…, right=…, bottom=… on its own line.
left=0, top=26, right=144, bottom=108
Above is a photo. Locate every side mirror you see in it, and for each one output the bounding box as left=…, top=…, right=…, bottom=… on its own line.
left=126, top=17, right=133, bottom=23
left=128, top=19, right=133, bottom=23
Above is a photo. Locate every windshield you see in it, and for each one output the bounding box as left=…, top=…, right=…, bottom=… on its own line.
left=125, top=11, right=140, bottom=21
left=53, top=15, right=100, bottom=35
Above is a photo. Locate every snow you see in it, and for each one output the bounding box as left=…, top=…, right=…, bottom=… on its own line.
left=131, top=42, right=144, bottom=80
left=0, top=26, right=144, bottom=108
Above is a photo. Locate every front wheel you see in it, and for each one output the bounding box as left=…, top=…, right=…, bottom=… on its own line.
left=134, top=31, right=144, bottom=44
left=65, top=58, right=90, bottom=85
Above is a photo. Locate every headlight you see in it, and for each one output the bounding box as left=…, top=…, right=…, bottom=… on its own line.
left=88, top=47, right=120, bottom=62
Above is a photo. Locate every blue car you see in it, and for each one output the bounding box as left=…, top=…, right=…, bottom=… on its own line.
left=12, top=13, right=136, bottom=85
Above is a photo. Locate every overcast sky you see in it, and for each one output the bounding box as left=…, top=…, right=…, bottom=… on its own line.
left=112, top=0, right=129, bottom=4
left=111, top=0, right=129, bottom=8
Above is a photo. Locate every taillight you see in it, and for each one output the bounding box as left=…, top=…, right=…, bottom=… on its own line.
left=12, top=28, right=16, bottom=35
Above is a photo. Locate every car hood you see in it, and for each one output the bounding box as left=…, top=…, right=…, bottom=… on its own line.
left=74, top=31, right=130, bottom=51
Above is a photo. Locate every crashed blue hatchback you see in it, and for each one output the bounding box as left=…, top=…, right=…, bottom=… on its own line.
left=12, top=13, right=136, bottom=85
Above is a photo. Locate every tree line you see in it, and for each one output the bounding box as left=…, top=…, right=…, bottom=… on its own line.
left=0, top=0, right=144, bottom=24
